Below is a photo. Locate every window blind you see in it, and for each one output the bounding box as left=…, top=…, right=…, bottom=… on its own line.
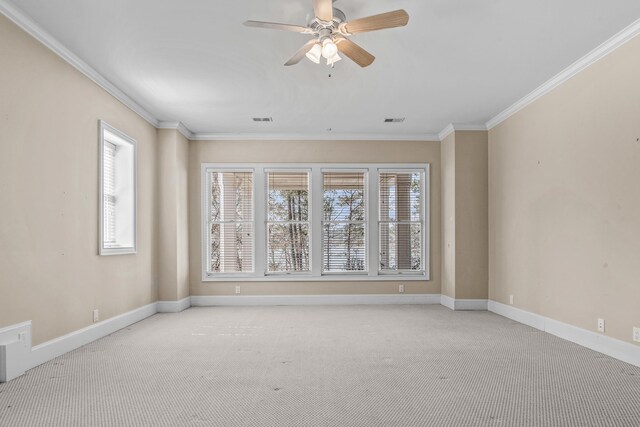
left=103, top=141, right=117, bottom=245
left=322, top=172, right=367, bottom=272
left=208, top=171, right=254, bottom=273
left=266, top=171, right=311, bottom=273
left=379, top=172, right=423, bottom=272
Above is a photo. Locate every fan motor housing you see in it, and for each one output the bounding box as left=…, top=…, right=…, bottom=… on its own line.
left=310, top=7, right=346, bottom=33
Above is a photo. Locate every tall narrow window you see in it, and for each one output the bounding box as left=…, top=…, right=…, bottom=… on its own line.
left=266, top=171, right=311, bottom=273
left=99, top=121, right=136, bottom=255
left=207, top=170, right=254, bottom=274
left=379, top=171, right=424, bottom=273
left=322, top=171, right=367, bottom=273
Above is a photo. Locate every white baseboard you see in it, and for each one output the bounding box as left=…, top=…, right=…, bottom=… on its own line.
left=29, top=302, right=157, bottom=369
left=0, top=321, right=32, bottom=348
left=191, top=294, right=442, bottom=306
left=441, top=295, right=488, bottom=311
left=0, top=321, right=31, bottom=382
left=1, top=303, right=159, bottom=382
left=455, top=299, right=488, bottom=310
left=487, top=300, right=545, bottom=329
left=157, top=297, right=191, bottom=313
left=488, top=301, right=640, bottom=368
left=440, top=295, right=455, bottom=310
left=6, top=296, right=636, bottom=384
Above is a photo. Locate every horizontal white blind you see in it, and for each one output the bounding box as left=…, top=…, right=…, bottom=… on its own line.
left=322, top=172, right=367, bottom=272
left=208, top=171, right=254, bottom=273
left=103, top=142, right=117, bottom=245
left=266, top=171, right=310, bottom=273
left=379, top=172, right=423, bottom=272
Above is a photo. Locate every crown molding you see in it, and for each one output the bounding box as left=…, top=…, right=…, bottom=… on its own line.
left=437, top=123, right=488, bottom=141
left=157, top=121, right=194, bottom=140
left=5, top=0, right=638, bottom=142
left=438, top=124, right=456, bottom=141
left=486, top=17, right=640, bottom=130
left=189, top=132, right=441, bottom=142
left=0, top=0, right=159, bottom=127
left=0, top=1, right=439, bottom=143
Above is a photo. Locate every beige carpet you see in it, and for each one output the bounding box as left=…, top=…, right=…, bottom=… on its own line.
left=1, top=305, right=639, bottom=426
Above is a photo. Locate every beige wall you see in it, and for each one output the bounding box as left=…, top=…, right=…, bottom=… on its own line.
left=489, top=36, right=640, bottom=344
left=176, top=133, right=190, bottom=300
left=9, top=0, right=637, bottom=352
left=189, top=139, right=441, bottom=296
left=455, top=131, right=488, bottom=299
left=0, top=15, right=158, bottom=345
left=441, top=133, right=456, bottom=298
left=440, top=131, right=489, bottom=300
left=157, top=130, right=190, bottom=301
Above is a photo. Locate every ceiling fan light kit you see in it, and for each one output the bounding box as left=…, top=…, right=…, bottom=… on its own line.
left=243, top=0, right=409, bottom=68
left=321, top=38, right=338, bottom=59
left=305, top=44, right=322, bottom=64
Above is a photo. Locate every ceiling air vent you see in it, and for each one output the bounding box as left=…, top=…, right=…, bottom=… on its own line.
left=384, top=118, right=405, bottom=123
left=253, top=117, right=273, bottom=122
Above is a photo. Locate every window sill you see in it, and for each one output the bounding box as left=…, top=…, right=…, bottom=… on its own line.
left=100, top=246, right=136, bottom=256
left=202, top=273, right=429, bottom=282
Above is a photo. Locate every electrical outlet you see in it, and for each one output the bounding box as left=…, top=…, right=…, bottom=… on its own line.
left=399, top=284, right=404, bottom=293
left=633, top=327, right=640, bottom=343
left=235, top=286, right=241, bottom=295
left=597, top=318, right=605, bottom=333
left=509, top=295, right=514, bottom=305
left=93, top=309, right=99, bottom=323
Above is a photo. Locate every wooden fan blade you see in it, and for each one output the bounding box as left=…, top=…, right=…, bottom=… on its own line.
left=244, top=21, right=309, bottom=33
left=344, top=10, right=409, bottom=34
left=313, top=0, right=333, bottom=22
left=285, top=40, right=318, bottom=66
left=336, top=38, right=375, bottom=67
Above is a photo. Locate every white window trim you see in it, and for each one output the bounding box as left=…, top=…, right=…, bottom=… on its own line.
left=99, top=120, right=137, bottom=256
left=201, top=163, right=430, bottom=282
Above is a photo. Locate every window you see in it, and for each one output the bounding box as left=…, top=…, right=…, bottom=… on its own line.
left=103, top=141, right=117, bottom=245
left=202, top=164, right=429, bottom=281
left=99, top=121, right=136, bottom=255
left=322, top=171, right=367, bottom=273
left=378, top=171, right=425, bottom=273
left=206, top=170, right=254, bottom=274
left=266, top=171, right=311, bottom=273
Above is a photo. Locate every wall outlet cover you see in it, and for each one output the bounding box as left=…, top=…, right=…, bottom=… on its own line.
left=93, top=309, right=99, bottom=323
left=399, top=284, right=404, bottom=293
left=597, top=318, right=605, bottom=333
left=633, top=327, right=640, bottom=343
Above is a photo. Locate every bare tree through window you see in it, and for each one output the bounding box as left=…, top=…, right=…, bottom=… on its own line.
left=266, top=171, right=310, bottom=273
left=322, top=172, right=367, bottom=272
left=209, top=171, right=254, bottom=273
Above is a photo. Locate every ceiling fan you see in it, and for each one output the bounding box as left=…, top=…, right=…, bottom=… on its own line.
left=243, top=0, right=409, bottom=68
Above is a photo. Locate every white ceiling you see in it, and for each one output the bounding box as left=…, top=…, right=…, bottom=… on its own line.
left=6, top=0, right=640, bottom=137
